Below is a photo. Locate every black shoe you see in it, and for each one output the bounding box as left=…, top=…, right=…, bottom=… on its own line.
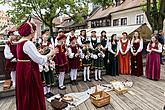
left=71, top=80, right=75, bottom=85
left=161, top=62, right=164, bottom=65
left=74, top=80, right=78, bottom=85
left=58, top=86, right=66, bottom=90
left=94, top=79, right=98, bottom=81
left=99, top=78, right=102, bottom=81
left=45, top=93, right=51, bottom=98
left=48, top=92, right=54, bottom=97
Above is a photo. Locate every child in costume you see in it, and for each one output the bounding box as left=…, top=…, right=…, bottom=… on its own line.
left=82, top=40, right=93, bottom=82
left=4, top=31, right=17, bottom=89
left=93, top=43, right=105, bottom=81
left=39, top=29, right=55, bottom=98
left=68, top=37, right=83, bottom=85
left=53, top=35, right=68, bottom=90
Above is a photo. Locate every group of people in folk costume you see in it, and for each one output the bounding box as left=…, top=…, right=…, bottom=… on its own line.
left=3, top=20, right=164, bottom=110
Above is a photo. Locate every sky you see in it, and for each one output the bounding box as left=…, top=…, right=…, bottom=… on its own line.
left=0, top=4, right=11, bottom=11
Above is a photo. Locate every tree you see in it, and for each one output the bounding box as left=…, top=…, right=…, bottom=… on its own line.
left=145, top=0, right=165, bottom=31
left=0, top=0, right=88, bottom=36
left=91, top=0, right=114, bottom=8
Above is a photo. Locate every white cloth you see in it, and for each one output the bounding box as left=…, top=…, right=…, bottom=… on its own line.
left=4, top=44, right=14, bottom=59
left=23, top=41, right=47, bottom=65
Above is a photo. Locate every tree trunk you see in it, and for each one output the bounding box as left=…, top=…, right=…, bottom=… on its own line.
left=49, top=25, right=53, bottom=37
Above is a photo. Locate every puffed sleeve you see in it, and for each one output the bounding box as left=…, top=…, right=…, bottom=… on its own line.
left=137, top=39, right=143, bottom=53
left=68, top=47, right=74, bottom=58
left=118, top=41, right=123, bottom=54
left=77, top=36, right=83, bottom=46
left=4, top=44, right=14, bottom=59
left=23, top=41, right=47, bottom=65
left=125, top=40, right=131, bottom=53
left=154, top=43, right=162, bottom=53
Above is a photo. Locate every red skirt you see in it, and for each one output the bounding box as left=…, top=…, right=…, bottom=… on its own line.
left=5, top=59, right=16, bottom=72
left=16, top=61, right=46, bottom=110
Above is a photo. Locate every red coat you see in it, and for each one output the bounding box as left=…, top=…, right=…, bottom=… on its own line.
left=54, top=44, right=69, bottom=72
left=69, top=45, right=80, bottom=69
left=5, top=41, right=17, bottom=72
left=16, top=40, right=46, bottom=110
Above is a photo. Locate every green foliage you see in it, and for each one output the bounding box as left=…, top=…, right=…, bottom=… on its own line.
left=0, top=0, right=89, bottom=28
left=91, top=0, right=114, bottom=7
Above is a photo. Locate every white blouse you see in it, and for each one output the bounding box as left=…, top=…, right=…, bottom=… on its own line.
left=118, top=39, right=131, bottom=54
left=146, top=43, right=162, bottom=53
left=68, top=46, right=84, bottom=59
left=23, top=40, right=47, bottom=65
left=4, top=44, right=14, bottom=59
left=130, top=39, right=143, bottom=53
left=107, top=41, right=119, bottom=55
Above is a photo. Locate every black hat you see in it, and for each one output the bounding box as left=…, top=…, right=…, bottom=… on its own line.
left=71, top=28, right=75, bottom=32
left=84, top=40, right=90, bottom=44
left=41, top=28, right=49, bottom=35
left=101, top=30, right=106, bottom=34
left=80, top=30, right=86, bottom=32
left=95, top=42, right=101, bottom=47
left=91, top=31, right=96, bottom=33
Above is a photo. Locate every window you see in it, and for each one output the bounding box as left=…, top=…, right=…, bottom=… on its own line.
left=113, top=19, right=119, bottom=26
left=136, top=15, right=144, bottom=24
left=121, top=18, right=127, bottom=26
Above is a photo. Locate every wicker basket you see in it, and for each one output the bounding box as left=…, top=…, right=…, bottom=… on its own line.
left=115, top=87, right=128, bottom=94
left=90, top=91, right=110, bottom=107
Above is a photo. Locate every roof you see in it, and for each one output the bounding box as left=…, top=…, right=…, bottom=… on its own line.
left=74, top=24, right=142, bottom=37
left=52, top=16, right=70, bottom=25
left=88, top=0, right=145, bottom=21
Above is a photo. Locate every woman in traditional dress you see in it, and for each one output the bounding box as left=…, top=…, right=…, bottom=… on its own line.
left=131, top=31, right=143, bottom=77
left=146, top=35, right=162, bottom=80
left=107, top=34, right=119, bottom=76
left=16, top=21, right=56, bottom=110
left=118, top=32, right=131, bottom=75
left=100, top=31, right=108, bottom=74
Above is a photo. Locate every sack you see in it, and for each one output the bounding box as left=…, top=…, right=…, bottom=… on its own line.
left=50, top=98, right=68, bottom=110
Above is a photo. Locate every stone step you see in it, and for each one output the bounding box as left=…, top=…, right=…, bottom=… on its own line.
left=0, top=84, right=15, bottom=98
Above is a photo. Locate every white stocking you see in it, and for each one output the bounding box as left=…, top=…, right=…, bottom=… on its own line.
left=83, top=67, right=87, bottom=81
left=59, top=72, right=65, bottom=87
left=95, top=69, right=98, bottom=80
left=87, top=67, right=90, bottom=80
